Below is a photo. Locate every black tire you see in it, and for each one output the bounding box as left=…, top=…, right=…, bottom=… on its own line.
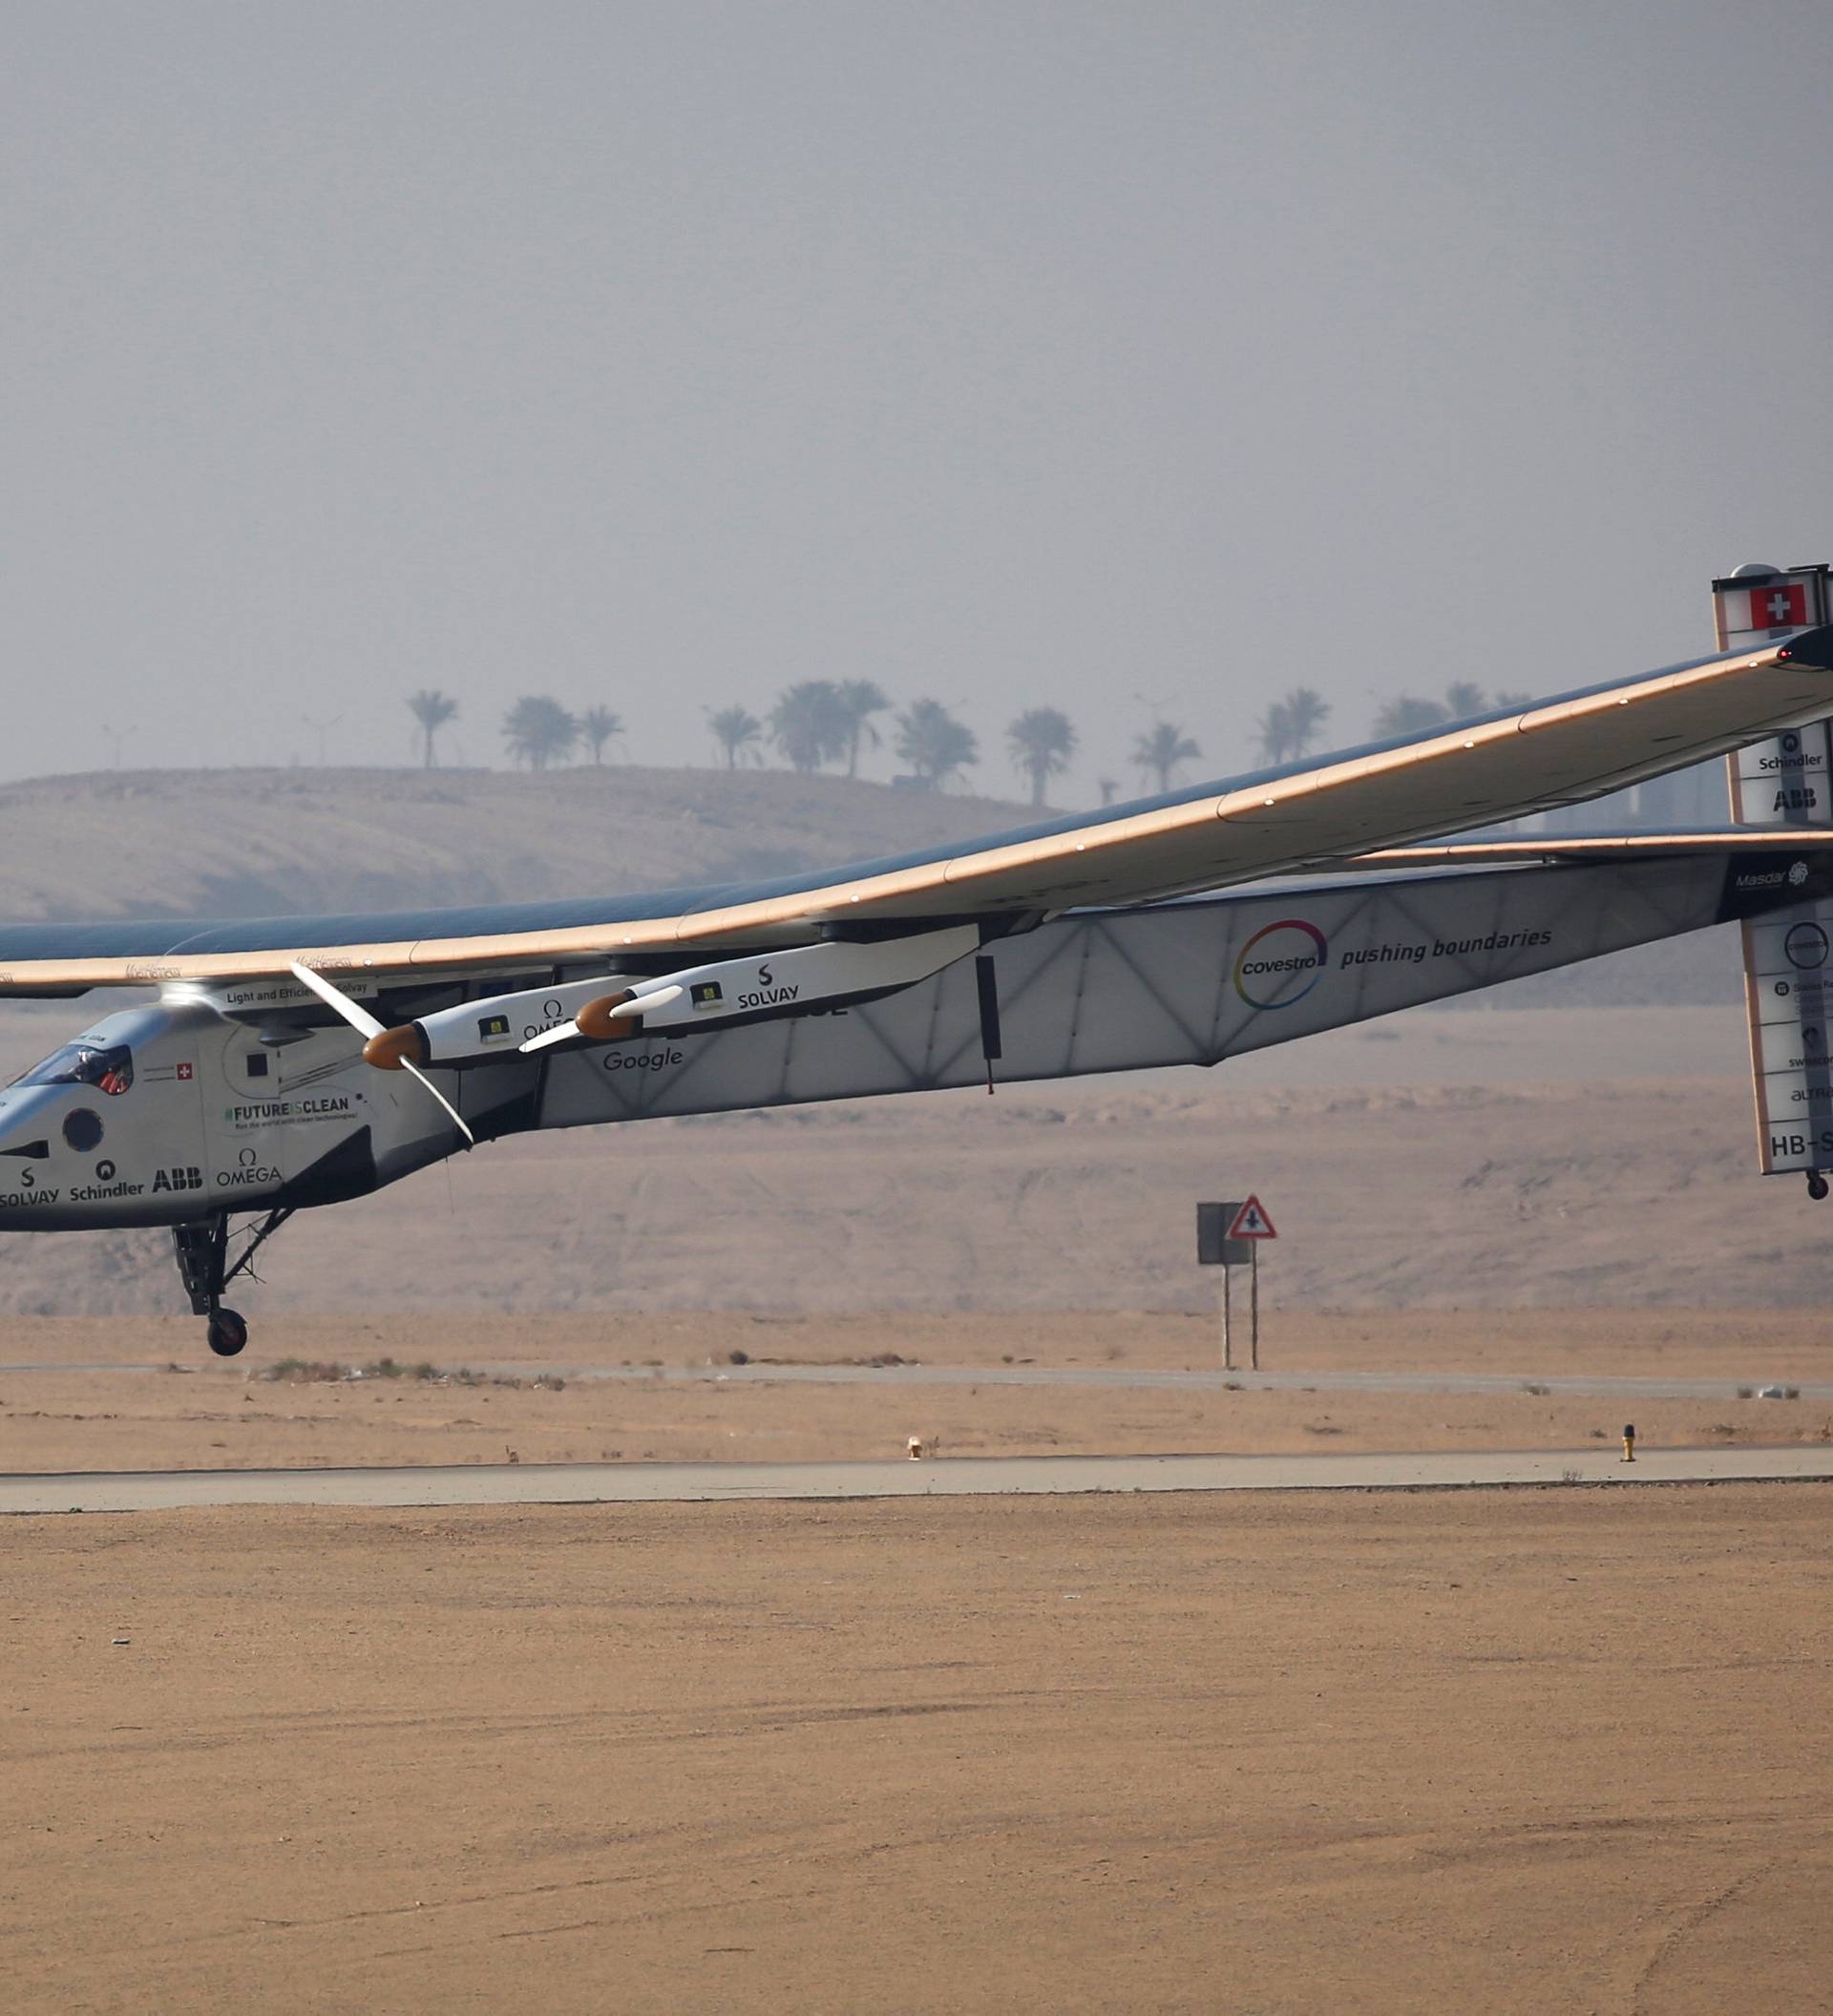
left=207, top=1309, right=249, bottom=1357
left=1810, top=1174, right=1830, bottom=1203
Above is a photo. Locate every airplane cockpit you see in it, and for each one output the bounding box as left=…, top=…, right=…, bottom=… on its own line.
left=11, top=1041, right=136, bottom=1096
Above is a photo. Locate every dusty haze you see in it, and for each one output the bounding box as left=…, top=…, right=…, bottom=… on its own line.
left=6, top=2, right=1833, bottom=803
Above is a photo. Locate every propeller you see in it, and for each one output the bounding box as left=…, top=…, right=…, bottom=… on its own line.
left=287, top=963, right=475, bottom=1147
left=519, top=983, right=684, bottom=1054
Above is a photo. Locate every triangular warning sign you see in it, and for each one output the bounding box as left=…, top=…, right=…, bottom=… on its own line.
left=1227, top=1194, right=1276, bottom=1239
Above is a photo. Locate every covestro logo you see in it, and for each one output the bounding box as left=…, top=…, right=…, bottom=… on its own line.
left=1233, top=918, right=1328, bottom=1009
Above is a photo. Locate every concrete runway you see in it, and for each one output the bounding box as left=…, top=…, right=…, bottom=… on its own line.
left=4, top=1444, right=1831, bottom=1514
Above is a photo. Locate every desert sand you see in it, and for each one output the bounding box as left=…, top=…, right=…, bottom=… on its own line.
left=5, top=1486, right=1829, bottom=2015
left=3, top=1306, right=1832, bottom=1476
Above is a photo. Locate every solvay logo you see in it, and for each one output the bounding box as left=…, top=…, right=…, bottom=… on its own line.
left=1233, top=919, right=1328, bottom=1009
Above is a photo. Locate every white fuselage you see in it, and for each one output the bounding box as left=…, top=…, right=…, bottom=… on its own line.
left=0, top=997, right=447, bottom=1230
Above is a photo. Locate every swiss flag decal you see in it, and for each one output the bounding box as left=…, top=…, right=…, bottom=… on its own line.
left=1750, top=582, right=1808, bottom=630
left=176, top=1062, right=194, bottom=1081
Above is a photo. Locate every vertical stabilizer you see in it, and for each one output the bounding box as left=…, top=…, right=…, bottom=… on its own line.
left=1717, top=564, right=1833, bottom=1185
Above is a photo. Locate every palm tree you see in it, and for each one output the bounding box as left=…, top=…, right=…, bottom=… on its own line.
left=708, top=705, right=765, bottom=769
left=407, top=689, right=458, bottom=769
left=502, top=695, right=579, bottom=771
left=834, top=680, right=891, bottom=778
left=1006, top=706, right=1077, bottom=808
left=579, top=705, right=622, bottom=766
left=1257, top=700, right=1296, bottom=766
left=1372, top=695, right=1449, bottom=739
left=895, top=700, right=979, bottom=790
left=769, top=681, right=849, bottom=773
left=1282, top=685, right=1330, bottom=758
left=1258, top=686, right=1332, bottom=765
left=1133, top=722, right=1201, bottom=795
left=1372, top=681, right=1503, bottom=741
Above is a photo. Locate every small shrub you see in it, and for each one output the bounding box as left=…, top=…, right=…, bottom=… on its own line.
left=727, top=1350, right=749, bottom=1365
left=262, top=1357, right=347, bottom=1384
left=1522, top=1382, right=1550, bottom=1396
left=1736, top=1385, right=1754, bottom=1399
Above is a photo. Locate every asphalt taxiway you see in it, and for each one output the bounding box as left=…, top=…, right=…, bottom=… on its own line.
left=4, top=1444, right=1831, bottom=1514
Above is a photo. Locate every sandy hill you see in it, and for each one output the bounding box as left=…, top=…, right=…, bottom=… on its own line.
left=0, top=765, right=1037, bottom=922
left=0, top=761, right=1741, bottom=1004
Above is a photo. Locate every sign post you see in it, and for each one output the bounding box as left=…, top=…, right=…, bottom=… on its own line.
left=1250, top=1243, right=1258, bottom=1370
left=1197, top=1196, right=1278, bottom=1369
left=1228, top=1195, right=1277, bottom=1369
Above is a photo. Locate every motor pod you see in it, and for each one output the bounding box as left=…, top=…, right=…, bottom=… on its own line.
left=390, top=974, right=643, bottom=1066
left=362, top=1023, right=430, bottom=1070
left=605, top=925, right=982, bottom=1037
left=574, top=990, right=641, bottom=1041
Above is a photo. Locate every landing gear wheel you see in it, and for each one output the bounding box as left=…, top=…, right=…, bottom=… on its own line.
left=1809, top=1173, right=1829, bottom=1203
left=206, top=1309, right=248, bottom=1357
left=171, top=1211, right=292, bottom=1358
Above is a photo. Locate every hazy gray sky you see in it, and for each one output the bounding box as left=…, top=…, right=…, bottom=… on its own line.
left=5, top=1, right=1832, bottom=802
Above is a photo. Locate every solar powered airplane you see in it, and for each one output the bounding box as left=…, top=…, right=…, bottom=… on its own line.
left=4, top=563, right=1833, bottom=1355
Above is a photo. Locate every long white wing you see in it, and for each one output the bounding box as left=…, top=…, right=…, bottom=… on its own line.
left=2, top=628, right=1830, bottom=994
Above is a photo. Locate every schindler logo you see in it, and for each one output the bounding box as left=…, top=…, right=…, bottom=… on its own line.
left=691, top=982, right=725, bottom=1013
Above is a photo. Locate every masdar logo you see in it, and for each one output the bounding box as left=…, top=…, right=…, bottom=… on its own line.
left=1233, top=918, right=1328, bottom=1009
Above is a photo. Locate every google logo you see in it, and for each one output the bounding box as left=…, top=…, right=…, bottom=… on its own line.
left=1233, top=918, right=1329, bottom=1010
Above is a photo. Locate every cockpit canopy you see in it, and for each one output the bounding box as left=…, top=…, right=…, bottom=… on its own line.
left=11, top=1041, right=135, bottom=1097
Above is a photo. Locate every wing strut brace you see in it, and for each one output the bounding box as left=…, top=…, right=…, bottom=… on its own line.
left=976, top=955, right=1002, bottom=1095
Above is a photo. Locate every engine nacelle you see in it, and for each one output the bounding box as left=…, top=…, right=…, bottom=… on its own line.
left=367, top=973, right=641, bottom=1068
left=547, top=926, right=980, bottom=1047
left=360, top=926, right=981, bottom=1070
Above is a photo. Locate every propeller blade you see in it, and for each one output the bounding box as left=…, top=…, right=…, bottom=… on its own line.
left=289, top=963, right=473, bottom=1147
left=518, top=984, right=683, bottom=1054
left=288, top=961, right=386, bottom=1040
left=518, top=1021, right=585, bottom=1056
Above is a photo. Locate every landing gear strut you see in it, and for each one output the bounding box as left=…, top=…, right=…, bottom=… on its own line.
left=171, top=1208, right=295, bottom=1356
left=1809, top=1172, right=1830, bottom=1203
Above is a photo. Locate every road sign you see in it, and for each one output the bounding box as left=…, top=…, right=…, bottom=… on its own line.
left=1227, top=1194, right=1276, bottom=1239
left=1198, top=1204, right=1261, bottom=1265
